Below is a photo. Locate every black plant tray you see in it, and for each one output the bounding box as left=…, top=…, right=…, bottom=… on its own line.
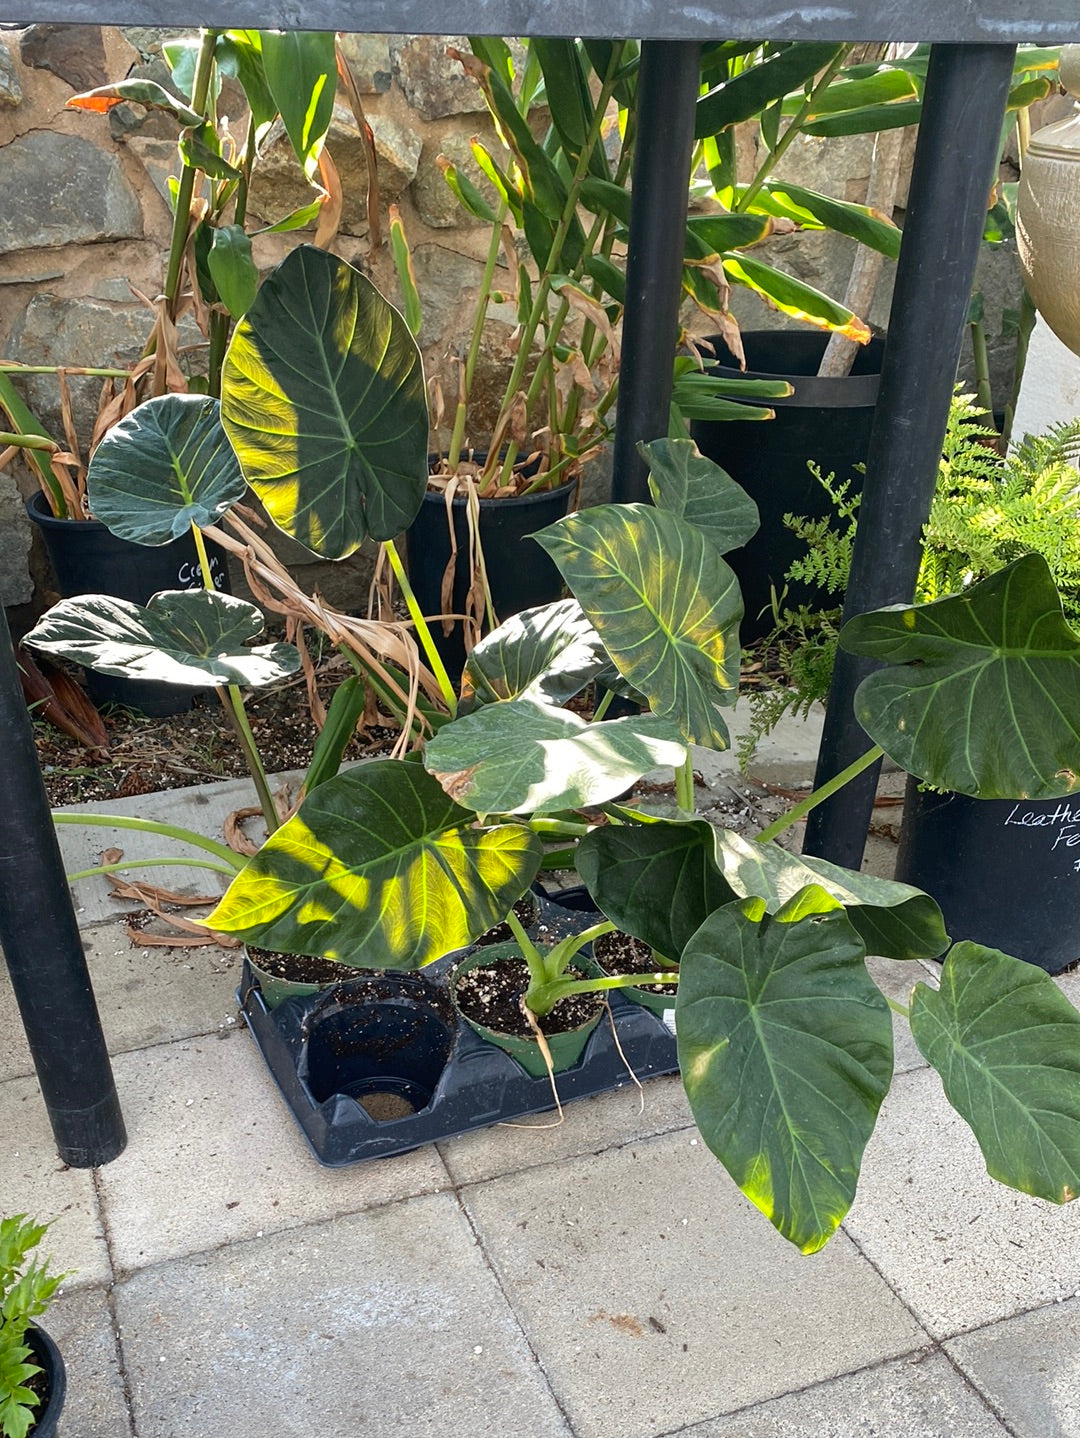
left=236, top=891, right=680, bottom=1168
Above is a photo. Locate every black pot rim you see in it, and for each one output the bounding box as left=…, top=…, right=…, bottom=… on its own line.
left=26, top=1323, right=66, bottom=1435
left=421, top=474, right=578, bottom=511
left=702, top=328, right=885, bottom=409
left=24, top=488, right=105, bottom=531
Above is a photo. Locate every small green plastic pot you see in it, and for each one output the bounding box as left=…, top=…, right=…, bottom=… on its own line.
left=592, top=931, right=678, bottom=1019
left=245, top=947, right=357, bottom=1012
left=451, top=944, right=604, bottom=1079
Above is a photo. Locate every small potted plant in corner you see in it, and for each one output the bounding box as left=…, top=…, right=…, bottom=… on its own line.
left=0, top=1215, right=67, bottom=1438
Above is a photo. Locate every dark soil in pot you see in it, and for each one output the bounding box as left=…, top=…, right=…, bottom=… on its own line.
left=473, top=893, right=541, bottom=947
left=248, top=947, right=357, bottom=987
left=593, top=930, right=679, bottom=999
left=454, top=955, right=602, bottom=1038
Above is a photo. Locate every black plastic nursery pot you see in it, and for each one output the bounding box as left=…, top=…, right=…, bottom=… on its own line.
left=237, top=887, right=680, bottom=1165
left=26, top=1324, right=66, bottom=1437
left=404, top=476, right=577, bottom=681
left=895, top=777, right=1080, bottom=974
left=26, top=490, right=231, bottom=716
left=691, top=329, right=885, bottom=643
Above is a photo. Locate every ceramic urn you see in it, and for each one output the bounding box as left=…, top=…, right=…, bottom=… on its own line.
left=1017, top=47, right=1080, bottom=357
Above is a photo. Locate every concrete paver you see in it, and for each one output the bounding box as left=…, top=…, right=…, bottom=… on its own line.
left=439, top=1071, right=694, bottom=1187
left=946, top=1297, right=1080, bottom=1438
left=0, top=1072, right=110, bottom=1287
left=0, top=925, right=241, bottom=1083
left=670, top=1352, right=1010, bottom=1437
left=462, top=1127, right=928, bottom=1438
left=844, top=1066, right=1080, bottom=1337
left=45, top=1283, right=134, bottom=1437
left=113, top=1193, right=573, bottom=1438
left=96, top=1033, right=451, bottom=1273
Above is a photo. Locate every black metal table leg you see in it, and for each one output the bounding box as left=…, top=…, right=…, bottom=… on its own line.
left=0, top=606, right=125, bottom=1166
left=611, top=39, right=701, bottom=503
left=802, top=43, right=1018, bottom=868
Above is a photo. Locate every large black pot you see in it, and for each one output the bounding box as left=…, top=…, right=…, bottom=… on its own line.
left=26, top=1324, right=66, bottom=1437
left=895, top=777, right=1080, bottom=974
left=404, top=477, right=577, bottom=681
left=692, top=329, right=885, bottom=642
left=27, top=491, right=231, bottom=716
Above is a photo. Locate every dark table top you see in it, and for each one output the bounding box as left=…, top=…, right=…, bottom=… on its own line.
left=5, top=2, right=1080, bottom=42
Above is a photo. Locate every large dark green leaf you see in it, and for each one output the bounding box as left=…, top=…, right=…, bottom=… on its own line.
left=801, top=102, right=921, bottom=137
left=578, top=814, right=947, bottom=963
left=531, top=38, right=609, bottom=180
left=841, top=554, right=1080, bottom=800
left=259, top=30, right=336, bottom=179
left=424, top=700, right=686, bottom=815
left=221, top=246, right=428, bottom=558
left=86, top=394, right=245, bottom=544
left=757, top=181, right=902, bottom=260
left=641, top=438, right=760, bottom=555
left=911, top=942, right=1080, bottom=1204
left=722, top=254, right=871, bottom=342
left=694, top=43, right=845, bottom=137
left=678, top=887, right=893, bottom=1252
left=205, top=761, right=543, bottom=967
left=781, top=66, right=919, bottom=117
left=460, top=598, right=610, bottom=713
left=536, top=504, right=743, bottom=749
left=25, top=590, right=300, bottom=688
left=714, top=826, right=949, bottom=962
left=577, top=818, right=736, bottom=959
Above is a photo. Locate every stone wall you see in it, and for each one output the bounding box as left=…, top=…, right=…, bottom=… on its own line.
left=0, top=25, right=1031, bottom=616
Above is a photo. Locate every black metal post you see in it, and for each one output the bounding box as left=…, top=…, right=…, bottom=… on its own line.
left=0, top=606, right=125, bottom=1166
left=611, top=38, right=701, bottom=503
left=802, top=43, right=1017, bottom=868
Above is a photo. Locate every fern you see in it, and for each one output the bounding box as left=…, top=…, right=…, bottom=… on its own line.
left=741, top=393, right=1080, bottom=765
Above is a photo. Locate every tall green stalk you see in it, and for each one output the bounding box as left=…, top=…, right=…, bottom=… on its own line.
left=162, top=28, right=221, bottom=312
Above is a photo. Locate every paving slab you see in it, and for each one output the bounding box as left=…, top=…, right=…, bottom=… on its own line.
left=946, top=1297, right=1080, bottom=1438
left=670, top=1352, right=1009, bottom=1437
left=96, top=1031, right=451, bottom=1273
left=865, top=955, right=930, bottom=1075
left=462, top=1127, right=928, bottom=1438
left=45, top=1282, right=134, bottom=1437
left=0, top=1073, right=110, bottom=1287
left=0, top=925, right=241, bottom=1083
left=53, top=772, right=303, bottom=927
left=113, top=1193, right=572, bottom=1438
left=844, top=1065, right=1080, bottom=1338
left=439, top=1071, right=694, bottom=1187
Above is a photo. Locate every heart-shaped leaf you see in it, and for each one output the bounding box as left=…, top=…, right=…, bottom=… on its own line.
left=460, top=598, right=611, bottom=713
left=205, top=761, right=543, bottom=967
left=25, top=590, right=300, bottom=688
left=86, top=394, right=246, bottom=545
left=221, top=246, right=428, bottom=558
left=425, top=700, right=687, bottom=815
left=841, top=554, right=1080, bottom=799
left=577, top=817, right=736, bottom=959
left=578, top=815, right=948, bottom=963
left=911, top=942, right=1080, bottom=1204
left=677, top=886, right=893, bottom=1253
left=641, top=437, right=760, bottom=554
left=536, top=503, right=743, bottom=749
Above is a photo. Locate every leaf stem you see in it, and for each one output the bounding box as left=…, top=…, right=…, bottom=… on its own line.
left=736, top=48, right=849, bottom=214
left=382, top=540, right=458, bottom=716
left=53, top=812, right=243, bottom=867
left=163, top=28, right=221, bottom=309
left=67, top=855, right=238, bottom=883
left=754, top=743, right=885, bottom=845
left=675, top=751, right=696, bottom=811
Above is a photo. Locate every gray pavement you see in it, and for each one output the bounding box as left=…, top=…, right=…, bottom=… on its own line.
left=1, top=706, right=1079, bottom=1436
